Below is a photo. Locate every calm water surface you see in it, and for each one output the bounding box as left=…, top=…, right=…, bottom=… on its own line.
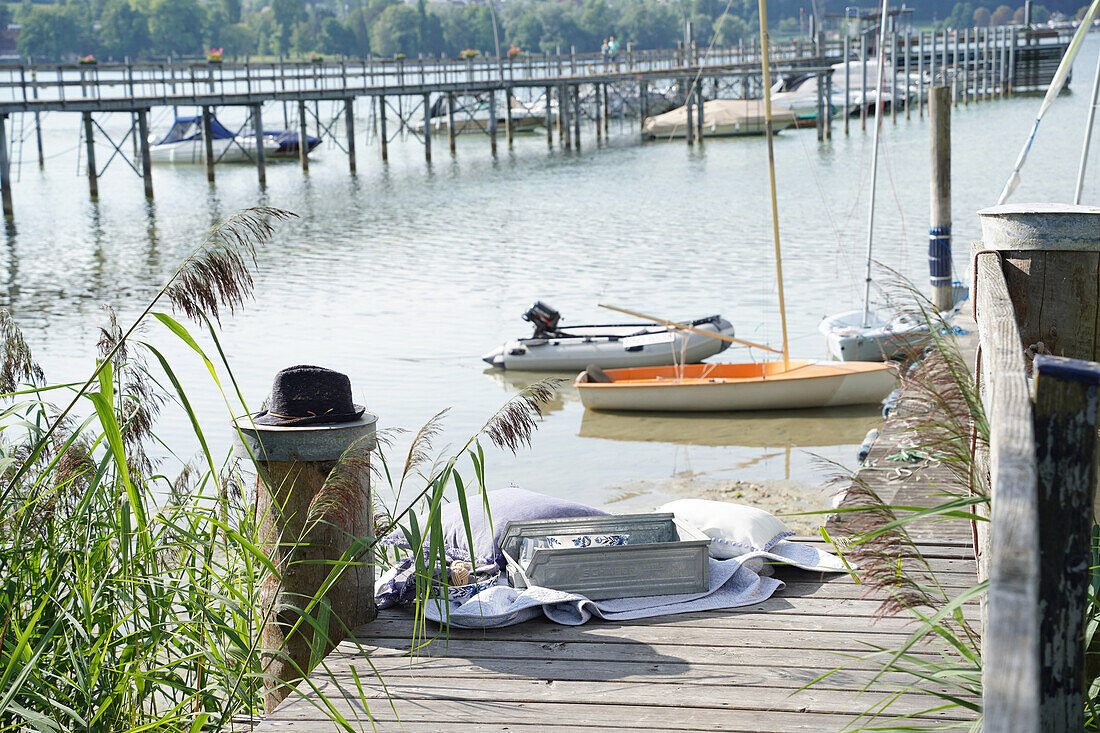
left=7, top=37, right=1099, bottom=512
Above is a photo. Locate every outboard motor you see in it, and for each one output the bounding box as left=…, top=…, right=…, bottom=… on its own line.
left=523, top=301, right=562, bottom=337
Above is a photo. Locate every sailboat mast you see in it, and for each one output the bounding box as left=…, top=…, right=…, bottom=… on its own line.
left=860, top=0, right=890, bottom=328
left=757, top=0, right=790, bottom=370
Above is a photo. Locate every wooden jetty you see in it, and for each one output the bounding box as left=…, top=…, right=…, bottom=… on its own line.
left=0, top=25, right=1072, bottom=217
left=253, top=538, right=978, bottom=732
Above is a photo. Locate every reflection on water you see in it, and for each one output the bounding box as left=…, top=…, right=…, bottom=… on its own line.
left=7, top=37, right=1100, bottom=511
left=579, top=405, right=880, bottom=448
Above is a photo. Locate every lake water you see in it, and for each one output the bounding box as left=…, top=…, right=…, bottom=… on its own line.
left=6, top=36, right=1098, bottom=515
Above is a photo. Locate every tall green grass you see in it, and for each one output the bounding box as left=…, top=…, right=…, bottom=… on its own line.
left=0, top=207, right=555, bottom=731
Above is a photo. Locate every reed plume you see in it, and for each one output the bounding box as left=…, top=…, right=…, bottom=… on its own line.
left=166, top=207, right=297, bottom=324
left=480, top=378, right=561, bottom=454
left=0, top=309, right=43, bottom=394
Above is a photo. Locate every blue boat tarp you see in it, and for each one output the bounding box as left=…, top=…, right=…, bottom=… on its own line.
left=155, top=115, right=235, bottom=145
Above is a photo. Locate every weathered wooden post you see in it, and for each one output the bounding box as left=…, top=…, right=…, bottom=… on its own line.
left=137, top=109, right=153, bottom=199
left=236, top=366, right=378, bottom=714
left=639, top=79, right=648, bottom=133
left=602, top=83, right=610, bottom=135
left=695, top=78, right=703, bottom=142
left=201, top=106, right=215, bottom=183
left=30, top=69, right=43, bottom=168
left=447, top=92, right=457, bottom=155
left=489, top=89, right=498, bottom=155
left=297, top=101, right=309, bottom=171
left=594, top=84, right=602, bottom=142
left=379, top=94, right=388, bottom=162
left=545, top=86, right=553, bottom=147
left=83, top=111, right=99, bottom=198
left=685, top=81, right=694, bottom=145
left=572, top=85, right=580, bottom=149
left=559, top=84, right=570, bottom=150
left=422, top=92, right=431, bottom=163
left=344, top=98, right=356, bottom=173
left=929, top=86, right=952, bottom=311
left=504, top=87, right=514, bottom=148
left=0, top=115, right=12, bottom=217
left=860, top=31, right=868, bottom=131
left=252, top=103, right=266, bottom=187
left=918, top=30, right=925, bottom=118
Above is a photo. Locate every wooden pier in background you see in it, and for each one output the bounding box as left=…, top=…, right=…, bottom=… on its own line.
left=0, top=25, right=1072, bottom=217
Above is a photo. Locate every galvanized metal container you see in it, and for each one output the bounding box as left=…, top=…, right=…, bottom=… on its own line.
left=500, top=513, right=710, bottom=600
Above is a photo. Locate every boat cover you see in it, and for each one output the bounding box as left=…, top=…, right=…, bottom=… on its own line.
left=643, top=99, right=796, bottom=137
left=156, top=115, right=235, bottom=145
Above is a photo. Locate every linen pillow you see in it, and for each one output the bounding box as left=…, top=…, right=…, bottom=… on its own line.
left=381, top=487, right=610, bottom=566
left=656, top=498, right=794, bottom=559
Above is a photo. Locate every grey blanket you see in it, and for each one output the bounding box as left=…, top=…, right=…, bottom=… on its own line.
left=418, top=540, right=846, bottom=628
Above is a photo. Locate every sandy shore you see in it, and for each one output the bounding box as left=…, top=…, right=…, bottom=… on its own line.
left=602, top=476, right=836, bottom=536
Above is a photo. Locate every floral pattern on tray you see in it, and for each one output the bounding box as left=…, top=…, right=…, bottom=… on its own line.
left=545, top=534, right=630, bottom=548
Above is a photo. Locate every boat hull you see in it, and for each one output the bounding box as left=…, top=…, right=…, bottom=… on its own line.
left=483, top=317, right=734, bottom=371
left=575, top=360, right=896, bottom=412
left=149, top=136, right=282, bottom=164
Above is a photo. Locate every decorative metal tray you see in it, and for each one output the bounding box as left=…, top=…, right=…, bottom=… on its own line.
left=500, top=513, right=710, bottom=600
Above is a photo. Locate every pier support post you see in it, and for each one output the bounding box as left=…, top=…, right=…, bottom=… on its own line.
left=448, top=92, right=457, bottom=154
left=0, top=115, right=12, bottom=217
left=595, top=84, right=602, bottom=141
left=504, top=87, right=513, bottom=148
left=252, top=103, right=266, bottom=187
left=423, top=93, right=431, bottom=163
left=237, top=395, right=378, bottom=714
left=379, top=95, right=388, bottom=162
left=545, top=86, right=553, bottom=147
left=929, top=86, right=952, bottom=312
left=297, top=100, right=309, bottom=172
left=137, top=109, right=153, bottom=199
left=843, top=34, right=850, bottom=135
left=572, top=85, right=580, bottom=150
left=695, top=78, right=704, bottom=143
left=639, top=79, right=648, bottom=133
left=860, top=32, right=867, bottom=131
left=603, top=83, right=610, bottom=135
left=345, top=98, right=356, bottom=173
left=489, top=90, right=498, bottom=156
left=560, top=85, right=570, bottom=150
left=33, top=113, right=43, bottom=168
left=83, top=111, right=98, bottom=199
left=685, top=81, right=694, bottom=145
left=201, top=106, right=215, bottom=183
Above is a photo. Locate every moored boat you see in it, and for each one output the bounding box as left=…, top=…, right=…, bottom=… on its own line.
left=575, top=361, right=896, bottom=412
left=642, top=99, right=796, bottom=139
left=149, top=115, right=321, bottom=164
left=482, top=302, right=735, bottom=371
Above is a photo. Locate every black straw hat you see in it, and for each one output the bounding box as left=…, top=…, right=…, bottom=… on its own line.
left=252, top=365, right=366, bottom=427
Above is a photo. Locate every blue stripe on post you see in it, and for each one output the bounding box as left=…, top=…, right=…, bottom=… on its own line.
left=1033, top=355, right=1100, bottom=386
left=929, top=224, right=952, bottom=286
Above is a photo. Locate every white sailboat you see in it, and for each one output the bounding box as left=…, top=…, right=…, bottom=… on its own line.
left=818, top=0, right=965, bottom=363
left=576, top=0, right=897, bottom=413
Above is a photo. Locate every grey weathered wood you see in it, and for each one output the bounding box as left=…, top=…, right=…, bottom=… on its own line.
left=504, top=86, right=514, bottom=148
left=297, top=99, right=309, bottom=171
left=1032, top=355, right=1100, bottom=730
left=544, top=86, right=552, bottom=147
left=251, top=103, right=266, bottom=186
left=378, top=93, right=388, bottom=162
left=422, top=92, right=430, bottom=162
left=447, top=91, right=456, bottom=154
left=685, top=78, right=694, bottom=145
left=82, top=110, right=98, bottom=198
left=488, top=88, right=497, bottom=155
left=343, top=98, right=355, bottom=173
left=136, top=108, right=153, bottom=199
left=973, top=248, right=1040, bottom=733
left=572, top=83, right=581, bottom=149
left=0, top=115, right=11, bottom=216
left=929, top=85, right=952, bottom=311
left=200, top=105, right=215, bottom=182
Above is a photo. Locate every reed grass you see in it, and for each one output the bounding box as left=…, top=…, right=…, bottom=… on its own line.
left=0, top=208, right=555, bottom=731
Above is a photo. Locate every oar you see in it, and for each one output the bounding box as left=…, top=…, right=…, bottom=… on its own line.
left=598, top=303, right=782, bottom=354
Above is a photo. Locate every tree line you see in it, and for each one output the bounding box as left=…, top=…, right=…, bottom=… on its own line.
left=10, top=0, right=1088, bottom=63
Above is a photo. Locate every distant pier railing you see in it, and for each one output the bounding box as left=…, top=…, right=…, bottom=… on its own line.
left=0, top=25, right=1073, bottom=218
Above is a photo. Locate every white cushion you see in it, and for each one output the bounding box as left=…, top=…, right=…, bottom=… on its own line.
left=657, top=499, right=794, bottom=559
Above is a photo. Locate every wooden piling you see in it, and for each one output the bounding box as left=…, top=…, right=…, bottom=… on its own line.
left=0, top=115, right=12, bottom=217
left=904, top=31, right=911, bottom=119
left=860, top=32, right=867, bottom=131
left=490, top=89, right=499, bottom=155
left=918, top=31, right=924, bottom=118
left=242, top=414, right=378, bottom=714
left=137, top=108, right=153, bottom=199
left=422, top=92, right=431, bottom=163
left=83, top=111, right=98, bottom=198
left=594, top=84, right=602, bottom=142
left=504, top=87, right=514, bottom=148
left=544, top=86, right=552, bottom=147
left=379, top=94, right=388, bottom=162
left=843, top=34, right=850, bottom=135
left=31, top=69, right=43, bottom=168
left=343, top=99, right=356, bottom=173
left=695, top=78, right=703, bottom=142
left=602, top=83, right=610, bottom=135
left=560, top=84, right=570, bottom=150
left=953, top=29, right=960, bottom=107
left=448, top=91, right=457, bottom=154
left=572, top=85, right=580, bottom=150
left=929, top=86, right=952, bottom=312
left=201, top=106, right=215, bottom=183
left=889, top=34, right=896, bottom=125
left=297, top=100, right=309, bottom=171
left=639, top=79, right=648, bottom=133
left=685, top=81, right=694, bottom=145
left=252, top=102, right=266, bottom=186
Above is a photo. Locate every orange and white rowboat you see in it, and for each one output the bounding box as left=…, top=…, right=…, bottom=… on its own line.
left=575, top=360, right=896, bottom=412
